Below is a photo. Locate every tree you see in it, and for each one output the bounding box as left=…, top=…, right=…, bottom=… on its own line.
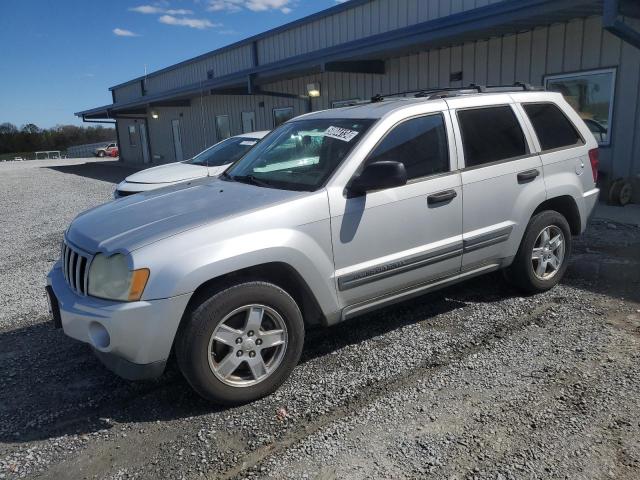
left=0, top=123, right=115, bottom=155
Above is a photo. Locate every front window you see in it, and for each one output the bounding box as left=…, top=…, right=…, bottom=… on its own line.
left=545, top=68, right=616, bottom=146
left=224, top=118, right=375, bottom=191
left=188, top=136, right=260, bottom=167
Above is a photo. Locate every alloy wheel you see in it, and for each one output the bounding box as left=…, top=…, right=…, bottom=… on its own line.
left=531, top=225, right=565, bottom=280
left=207, top=304, right=288, bottom=387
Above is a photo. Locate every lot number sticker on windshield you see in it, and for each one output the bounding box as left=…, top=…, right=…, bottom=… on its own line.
left=239, top=140, right=258, bottom=146
left=324, top=126, right=359, bottom=142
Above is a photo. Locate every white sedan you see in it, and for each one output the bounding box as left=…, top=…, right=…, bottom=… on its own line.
left=114, top=131, right=269, bottom=198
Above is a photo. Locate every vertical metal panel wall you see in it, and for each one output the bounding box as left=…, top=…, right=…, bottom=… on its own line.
left=113, top=83, right=142, bottom=103
left=256, top=0, right=505, bottom=64
left=111, top=1, right=510, bottom=102
left=107, top=1, right=639, bottom=184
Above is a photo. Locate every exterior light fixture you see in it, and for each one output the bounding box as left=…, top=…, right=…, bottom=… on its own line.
left=306, top=82, right=321, bottom=98
left=151, top=111, right=159, bottom=119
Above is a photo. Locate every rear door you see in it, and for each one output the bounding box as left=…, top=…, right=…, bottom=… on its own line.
left=447, top=95, right=546, bottom=270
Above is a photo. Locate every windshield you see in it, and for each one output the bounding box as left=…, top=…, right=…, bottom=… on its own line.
left=223, top=118, right=374, bottom=191
left=187, top=136, right=261, bottom=167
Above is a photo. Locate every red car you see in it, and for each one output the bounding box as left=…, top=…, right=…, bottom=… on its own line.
left=109, top=147, right=119, bottom=158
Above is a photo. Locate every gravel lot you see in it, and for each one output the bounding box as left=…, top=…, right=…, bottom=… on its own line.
left=1, top=158, right=639, bottom=480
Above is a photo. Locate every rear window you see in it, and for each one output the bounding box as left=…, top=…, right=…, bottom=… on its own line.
left=523, top=103, right=584, bottom=151
left=457, top=106, right=528, bottom=168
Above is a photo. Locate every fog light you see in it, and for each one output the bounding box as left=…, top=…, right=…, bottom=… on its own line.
left=89, top=322, right=111, bottom=349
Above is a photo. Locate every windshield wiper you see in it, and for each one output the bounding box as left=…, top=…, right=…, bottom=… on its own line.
left=231, top=174, right=274, bottom=188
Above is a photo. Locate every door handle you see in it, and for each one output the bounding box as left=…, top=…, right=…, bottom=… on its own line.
left=427, top=189, right=457, bottom=205
left=517, top=169, right=540, bottom=183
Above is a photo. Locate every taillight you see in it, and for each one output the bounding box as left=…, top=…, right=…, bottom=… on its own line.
left=588, top=148, right=599, bottom=183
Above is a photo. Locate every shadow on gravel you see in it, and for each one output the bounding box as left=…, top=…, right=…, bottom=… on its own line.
left=44, top=161, right=143, bottom=184
left=566, top=220, right=640, bottom=303
left=0, top=274, right=518, bottom=445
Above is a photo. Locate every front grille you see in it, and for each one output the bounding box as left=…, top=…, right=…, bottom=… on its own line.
left=61, top=241, right=92, bottom=296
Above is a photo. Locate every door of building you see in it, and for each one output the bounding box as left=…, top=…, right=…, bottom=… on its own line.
left=171, top=119, right=183, bottom=161
left=242, top=111, right=256, bottom=133
left=139, top=122, right=150, bottom=164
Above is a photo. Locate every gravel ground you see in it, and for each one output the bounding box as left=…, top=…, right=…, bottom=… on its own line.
left=0, top=159, right=639, bottom=480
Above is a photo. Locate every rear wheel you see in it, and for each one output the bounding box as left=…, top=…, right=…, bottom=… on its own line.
left=507, top=210, right=572, bottom=293
left=176, top=282, right=304, bottom=405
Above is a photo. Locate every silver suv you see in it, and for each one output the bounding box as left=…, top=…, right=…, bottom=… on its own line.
left=47, top=86, right=599, bottom=404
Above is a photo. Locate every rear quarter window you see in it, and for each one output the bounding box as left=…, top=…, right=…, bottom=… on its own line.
left=523, top=103, right=584, bottom=151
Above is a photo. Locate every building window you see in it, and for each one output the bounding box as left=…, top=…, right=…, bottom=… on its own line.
left=457, top=106, right=528, bottom=168
left=215, top=115, right=231, bottom=140
left=241, top=111, right=256, bottom=133
left=128, top=125, right=137, bottom=146
left=273, top=107, right=294, bottom=127
left=365, top=114, right=450, bottom=180
left=545, top=68, right=616, bottom=146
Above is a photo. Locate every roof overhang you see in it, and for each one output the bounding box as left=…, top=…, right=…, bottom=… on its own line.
left=77, top=0, right=603, bottom=120
left=604, top=0, right=640, bottom=49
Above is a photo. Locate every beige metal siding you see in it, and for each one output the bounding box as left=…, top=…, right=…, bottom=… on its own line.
left=255, top=0, right=494, bottom=65
left=143, top=91, right=309, bottom=164
left=113, top=83, right=141, bottom=103
left=131, top=13, right=639, bottom=185
left=144, top=44, right=254, bottom=96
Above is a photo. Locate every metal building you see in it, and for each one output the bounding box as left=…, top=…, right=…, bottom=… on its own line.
left=77, top=0, right=640, bottom=202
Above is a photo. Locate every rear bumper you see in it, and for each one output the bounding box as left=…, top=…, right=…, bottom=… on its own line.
left=581, top=188, right=600, bottom=232
left=47, top=262, right=191, bottom=379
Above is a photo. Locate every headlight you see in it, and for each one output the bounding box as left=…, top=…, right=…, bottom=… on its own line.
left=88, top=253, right=149, bottom=302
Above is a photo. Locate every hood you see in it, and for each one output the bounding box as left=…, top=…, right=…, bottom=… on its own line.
left=124, top=162, right=208, bottom=184
left=67, top=178, right=305, bottom=254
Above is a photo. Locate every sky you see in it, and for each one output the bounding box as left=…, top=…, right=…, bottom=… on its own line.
left=0, top=0, right=347, bottom=129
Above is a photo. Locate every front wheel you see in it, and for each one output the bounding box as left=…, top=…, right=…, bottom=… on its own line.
left=507, top=210, right=572, bottom=293
left=176, top=282, right=304, bottom=405
left=97, top=151, right=105, bottom=157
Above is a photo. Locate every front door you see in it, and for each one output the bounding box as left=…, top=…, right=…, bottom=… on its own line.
left=328, top=111, right=463, bottom=309
left=446, top=96, right=547, bottom=270
left=171, top=119, right=183, bottom=162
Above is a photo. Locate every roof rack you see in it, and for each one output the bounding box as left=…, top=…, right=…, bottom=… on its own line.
left=334, top=83, right=545, bottom=109
left=414, top=82, right=544, bottom=100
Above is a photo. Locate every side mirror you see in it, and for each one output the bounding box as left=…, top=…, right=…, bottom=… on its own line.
left=348, top=161, right=407, bottom=195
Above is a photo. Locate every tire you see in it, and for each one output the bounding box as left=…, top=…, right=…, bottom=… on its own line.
left=507, top=210, right=572, bottom=294
left=176, top=282, right=304, bottom=405
left=97, top=151, right=105, bottom=157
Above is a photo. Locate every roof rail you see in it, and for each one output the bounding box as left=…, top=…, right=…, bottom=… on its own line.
left=355, top=82, right=545, bottom=107
left=414, top=82, right=544, bottom=99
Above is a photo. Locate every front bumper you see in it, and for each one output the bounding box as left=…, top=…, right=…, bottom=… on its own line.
left=47, top=262, right=191, bottom=380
